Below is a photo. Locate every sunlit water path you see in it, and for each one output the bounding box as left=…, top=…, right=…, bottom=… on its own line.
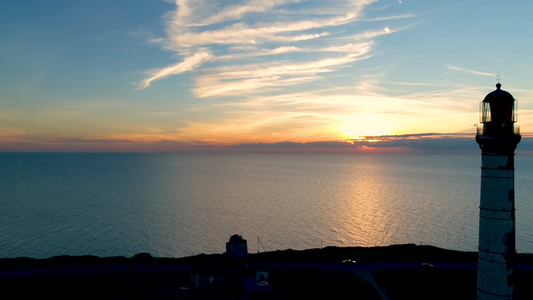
left=1, top=153, right=532, bottom=258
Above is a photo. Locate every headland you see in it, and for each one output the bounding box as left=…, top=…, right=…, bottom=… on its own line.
left=2, top=244, right=533, bottom=299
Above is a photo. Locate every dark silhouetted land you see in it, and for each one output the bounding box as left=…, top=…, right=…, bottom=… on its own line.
left=2, top=244, right=533, bottom=299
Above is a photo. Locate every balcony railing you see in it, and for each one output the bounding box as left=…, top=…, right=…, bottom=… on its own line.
left=475, top=124, right=520, bottom=136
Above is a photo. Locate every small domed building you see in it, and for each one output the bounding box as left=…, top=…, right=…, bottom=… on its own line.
left=226, top=234, right=248, bottom=259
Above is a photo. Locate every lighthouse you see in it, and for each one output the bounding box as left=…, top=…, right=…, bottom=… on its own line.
left=476, top=83, right=521, bottom=299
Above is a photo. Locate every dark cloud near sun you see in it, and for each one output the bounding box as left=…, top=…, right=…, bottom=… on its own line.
left=234, top=133, right=533, bottom=154
left=4, top=134, right=533, bottom=154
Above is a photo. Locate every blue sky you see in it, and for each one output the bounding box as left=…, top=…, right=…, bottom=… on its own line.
left=1, top=0, right=533, bottom=152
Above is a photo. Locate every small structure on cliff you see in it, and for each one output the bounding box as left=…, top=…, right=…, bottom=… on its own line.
left=226, top=234, right=248, bottom=259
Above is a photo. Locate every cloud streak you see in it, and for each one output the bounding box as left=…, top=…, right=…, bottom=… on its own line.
left=234, top=133, right=482, bottom=154
left=139, top=50, right=212, bottom=88
left=194, top=51, right=371, bottom=97
left=0, top=134, right=489, bottom=154
left=447, top=65, right=497, bottom=78
left=138, top=0, right=409, bottom=93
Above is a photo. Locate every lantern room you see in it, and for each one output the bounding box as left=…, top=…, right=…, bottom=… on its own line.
left=479, top=83, right=517, bottom=136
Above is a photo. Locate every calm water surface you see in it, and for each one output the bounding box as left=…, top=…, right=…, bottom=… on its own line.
left=1, top=153, right=532, bottom=258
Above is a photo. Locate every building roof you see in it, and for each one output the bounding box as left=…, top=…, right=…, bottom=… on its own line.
left=228, top=234, right=246, bottom=243
left=483, top=83, right=514, bottom=103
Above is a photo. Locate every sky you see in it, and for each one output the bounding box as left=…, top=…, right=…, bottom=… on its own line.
left=1, top=0, right=533, bottom=153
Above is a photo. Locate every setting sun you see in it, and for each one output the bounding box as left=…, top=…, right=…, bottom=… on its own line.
left=339, top=113, right=395, bottom=140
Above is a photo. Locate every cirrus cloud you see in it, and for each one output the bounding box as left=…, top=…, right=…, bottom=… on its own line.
left=139, top=0, right=410, bottom=94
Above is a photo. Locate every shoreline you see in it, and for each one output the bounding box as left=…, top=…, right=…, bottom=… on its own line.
left=5, top=243, right=533, bottom=271
left=1, top=244, right=475, bottom=271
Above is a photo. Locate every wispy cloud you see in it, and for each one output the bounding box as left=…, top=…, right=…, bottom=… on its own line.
left=202, top=0, right=303, bottom=25
left=0, top=127, right=26, bottom=138
left=365, top=14, right=416, bottom=21
left=194, top=51, right=370, bottom=97
left=342, top=24, right=411, bottom=41
left=139, top=50, right=211, bottom=89
left=447, top=65, right=496, bottom=78
left=139, top=0, right=411, bottom=92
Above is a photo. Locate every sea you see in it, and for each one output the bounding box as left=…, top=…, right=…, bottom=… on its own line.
left=1, top=153, right=532, bottom=259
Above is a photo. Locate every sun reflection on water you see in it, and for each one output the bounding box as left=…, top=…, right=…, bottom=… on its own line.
left=328, top=159, right=396, bottom=247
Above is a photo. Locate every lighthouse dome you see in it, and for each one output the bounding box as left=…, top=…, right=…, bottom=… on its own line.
left=481, top=83, right=516, bottom=125
left=483, top=83, right=514, bottom=103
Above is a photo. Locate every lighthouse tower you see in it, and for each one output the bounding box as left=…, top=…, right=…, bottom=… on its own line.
left=476, top=83, right=521, bottom=299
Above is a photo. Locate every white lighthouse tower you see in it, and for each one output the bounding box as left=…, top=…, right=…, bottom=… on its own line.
left=476, top=83, right=520, bottom=300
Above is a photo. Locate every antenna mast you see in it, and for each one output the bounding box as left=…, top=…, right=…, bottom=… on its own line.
left=257, top=237, right=266, bottom=253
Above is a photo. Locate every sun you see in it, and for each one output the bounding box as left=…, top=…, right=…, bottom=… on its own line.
left=339, top=113, right=395, bottom=140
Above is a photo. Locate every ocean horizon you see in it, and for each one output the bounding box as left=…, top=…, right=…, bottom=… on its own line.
left=1, top=152, right=532, bottom=259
